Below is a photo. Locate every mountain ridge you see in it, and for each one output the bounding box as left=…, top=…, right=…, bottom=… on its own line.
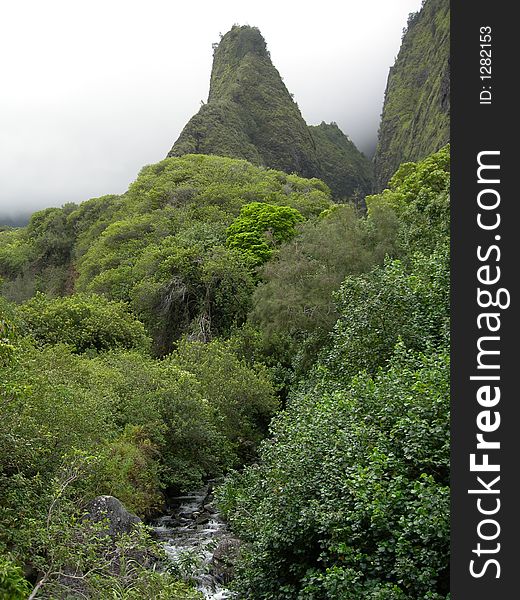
left=374, top=0, right=450, bottom=189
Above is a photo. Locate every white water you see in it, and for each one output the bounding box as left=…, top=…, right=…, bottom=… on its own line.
left=153, top=487, right=235, bottom=599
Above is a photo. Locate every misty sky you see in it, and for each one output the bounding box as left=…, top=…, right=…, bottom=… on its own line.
left=0, top=0, right=422, bottom=219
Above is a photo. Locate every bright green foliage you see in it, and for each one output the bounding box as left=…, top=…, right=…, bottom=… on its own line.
left=74, top=213, right=169, bottom=297
left=374, top=0, right=450, bottom=189
left=1, top=111, right=451, bottom=597
left=218, top=147, right=451, bottom=598
left=90, top=425, right=164, bottom=516
left=0, top=288, right=278, bottom=596
left=124, top=154, right=331, bottom=217
left=252, top=204, right=400, bottom=353
left=19, top=292, right=151, bottom=354
left=0, top=155, right=331, bottom=353
left=1, top=345, right=116, bottom=490
left=65, top=155, right=329, bottom=353
left=368, top=145, right=450, bottom=252
left=0, top=555, right=31, bottom=599
left=226, top=202, right=304, bottom=266
left=0, top=228, right=38, bottom=302
left=0, top=297, right=18, bottom=365
left=0, top=228, right=33, bottom=280
left=169, top=26, right=373, bottom=198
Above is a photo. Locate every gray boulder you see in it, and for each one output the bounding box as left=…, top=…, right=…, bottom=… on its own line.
left=86, top=495, right=141, bottom=538
left=210, top=536, right=241, bottom=583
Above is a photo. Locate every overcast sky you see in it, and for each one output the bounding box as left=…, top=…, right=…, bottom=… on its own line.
left=0, top=0, right=422, bottom=220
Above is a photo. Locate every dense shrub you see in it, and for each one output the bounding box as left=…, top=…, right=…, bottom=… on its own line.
left=319, top=246, right=449, bottom=385
left=19, top=292, right=151, bottom=354
left=250, top=202, right=400, bottom=378
left=368, top=144, right=450, bottom=253
left=0, top=143, right=450, bottom=599
left=170, top=339, right=278, bottom=461
left=0, top=555, right=31, bottom=599
left=218, top=347, right=450, bottom=599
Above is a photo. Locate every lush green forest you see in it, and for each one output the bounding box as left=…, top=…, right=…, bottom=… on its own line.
left=0, top=144, right=449, bottom=598
left=1, top=1, right=450, bottom=596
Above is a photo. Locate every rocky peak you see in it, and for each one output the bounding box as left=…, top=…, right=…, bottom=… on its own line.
left=168, top=25, right=374, bottom=199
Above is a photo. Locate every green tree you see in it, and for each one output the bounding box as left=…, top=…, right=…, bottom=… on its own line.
left=0, top=555, right=32, bottom=599
left=367, top=145, right=450, bottom=253
left=319, top=246, right=449, bottom=385
left=170, top=339, right=278, bottom=462
left=251, top=204, right=399, bottom=365
left=226, top=202, right=304, bottom=266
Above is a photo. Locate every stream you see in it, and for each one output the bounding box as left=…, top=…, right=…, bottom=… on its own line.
left=153, top=484, right=236, bottom=599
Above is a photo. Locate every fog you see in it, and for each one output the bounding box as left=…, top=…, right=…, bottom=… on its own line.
left=0, top=0, right=422, bottom=221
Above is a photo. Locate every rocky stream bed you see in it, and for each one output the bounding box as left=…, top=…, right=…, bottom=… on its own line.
left=153, top=484, right=238, bottom=599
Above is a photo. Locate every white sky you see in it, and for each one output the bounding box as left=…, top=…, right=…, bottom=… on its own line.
left=0, top=0, right=422, bottom=218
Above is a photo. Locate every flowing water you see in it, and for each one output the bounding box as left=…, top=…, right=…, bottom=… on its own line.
left=153, top=485, right=235, bottom=599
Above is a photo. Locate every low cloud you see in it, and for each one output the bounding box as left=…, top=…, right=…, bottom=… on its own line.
left=0, top=0, right=421, bottom=221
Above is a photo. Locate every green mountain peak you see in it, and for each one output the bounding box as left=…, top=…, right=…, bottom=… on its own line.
left=168, top=25, right=373, bottom=199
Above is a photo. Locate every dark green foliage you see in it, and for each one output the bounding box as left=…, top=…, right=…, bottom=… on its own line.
left=87, top=350, right=231, bottom=494
left=26, top=205, right=77, bottom=267
left=218, top=147, right=451, bottom=598
left=0, top=293, right=276, bottom=596
left=249, top=147, right=448, bottom=364
left=0, top=195, right=121, bottom=301
left=218, top=259, right=450, bottom=597
left=1, top=56, right=451, bottom=597
left=309, top=122, right=374, bottom=199
left=251, top=203, right=400, bottom=358
left=131, top=241, right=255, bottom=352
left=170, top=339, right=278, bottom=462
left=321, top=247, right=449, bottom=385
left=169, top=26, right=373, bottom=199
left=218, top=348, right=449, bottom=599
left=374, top=0, right=450, bottom=189
left=1, top=154, right=331, bottom=354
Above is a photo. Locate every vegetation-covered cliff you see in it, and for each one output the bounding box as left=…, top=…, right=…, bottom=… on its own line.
left=374, top=0, right=450, bottom=189
left=169, top=26, right=373, bottom=199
